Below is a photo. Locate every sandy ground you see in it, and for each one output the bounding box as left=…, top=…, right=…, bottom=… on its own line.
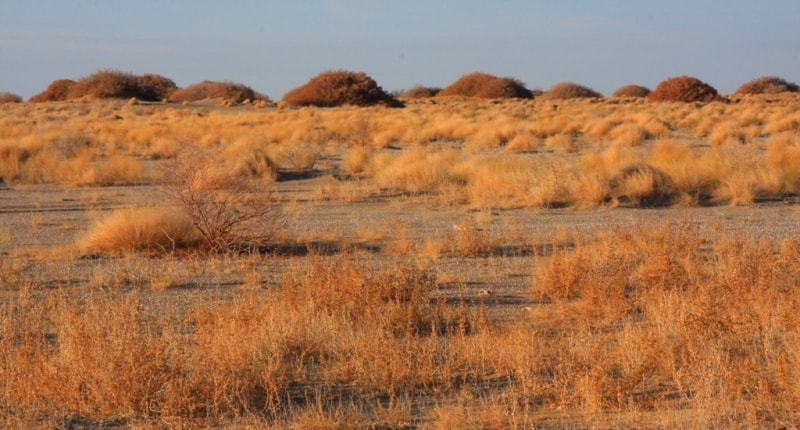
left=2, top=176, right=800, bottom=318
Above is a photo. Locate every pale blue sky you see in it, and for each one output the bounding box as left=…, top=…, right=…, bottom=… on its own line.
left=1, top=1, right=798, bottom=99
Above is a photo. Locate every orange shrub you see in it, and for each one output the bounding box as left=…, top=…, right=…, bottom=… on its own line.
left=168, top=80, right=267, bottom=104
left=0, top=92, right=22, bottom=103
left=612, top=84, right=651, bottom=98
left=437, top=72, right=532, bottom=99
left=541, top=82, right=603, bottom=100
left=282, top=70, right=402, bottom=107
left=735, top=76, right=798, bottom=95
left=28, top=79, right=75, bottom=102
left=648, top=75, right=721, bottom=103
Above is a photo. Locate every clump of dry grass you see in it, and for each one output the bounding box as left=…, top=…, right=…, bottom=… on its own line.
left=649, top=75, right=722, bottom=103
left=612, top=84, right=651, bottom=98
left=541, top=82, right=603, bottom=100
left=736, top=76, right=798, bottom=95
left=437, top=72, right=532, bottom=99
left=282, top=70, right=402, bottom=107
left=168, top=80, right=267, bottom=104
left=81, top=206, right=201, bottom=255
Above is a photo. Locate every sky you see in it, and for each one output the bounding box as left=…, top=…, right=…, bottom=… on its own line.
left=1, top=1, right=799, bottom=99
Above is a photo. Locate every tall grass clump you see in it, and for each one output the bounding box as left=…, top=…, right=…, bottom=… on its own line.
left=168, top=80, right=268, bottom=104
left=437, top=72, right=532, bottom=99
left=541, top=82, right=603, bottom=100
left=736, top=76, right=798, bottom=95
left=649, top=75, right=722, bottom=103
left=282, top=70, right=402, bottom=107
left=81, top=207, right=201, bottom=255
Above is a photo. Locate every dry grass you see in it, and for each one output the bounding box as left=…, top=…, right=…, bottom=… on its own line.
left=6, top=221, right=800, bottom=427
left=81, top=207, right=201, bottom=255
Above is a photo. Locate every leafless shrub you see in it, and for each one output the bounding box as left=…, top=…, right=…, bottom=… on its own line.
left=438, top=72, right=532, bottom=99
left=28, top=79, right=75, bottom=102
left=282, top=70, right=402, bottom=107
left=541, top=82, right=603, bottom=100
left=397, top=85, right=441, bottom=98
left=159, top=149, right=283, bottom=253
left=169, top=80, right=268, bottom=104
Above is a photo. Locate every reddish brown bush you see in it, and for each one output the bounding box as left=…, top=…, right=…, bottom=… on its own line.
left=437, top=72, right=532, bottom=99
left=0, top=92, right=22, bottom=103
left=735, top=76, right=798, bottom=95
left=67, top=69, right=139, bottom=99
left=397, top=85, right=441, bottom=98
left=134, top=73, right=179, bottom=101
left=28, top=79, right=76, bottom=102
left=282, top=70, right=402, bottom=107
left=169, top=80, right=268, bottom=104
left=612, top=84, right=651, bottom=98
left=541, top=82, right=603, bottom=100
left=648, top=76, right=721, bottom=103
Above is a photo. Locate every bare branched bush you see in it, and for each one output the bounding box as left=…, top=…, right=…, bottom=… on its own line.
left=649, top=75, right=722, bottom=103
left=159, top=149, right=283, bottom=253
left=397, top=84, right=441, bottom=98
left=282, top=70, right=402, bottom=107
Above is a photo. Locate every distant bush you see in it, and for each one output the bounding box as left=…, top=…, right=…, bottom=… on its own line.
left=541, top=82, right=603, bottom=100
left=648, top=76, right=721, bottom=103
left=169, top=80, right=268, bottom=104
left=282, top=70, right=402, bottom=107
left=437, top=72, right=532, bottom=99
left=735, top=76, right=798, bottom=95
left=612, top=85, right=651, bottom=98
left=133, top=73, right=179, bottom=101
left=29, top=79, right=76, bottom=102
left=397, top=85, right=441, bottom=98
left=0, top=92, right=22, bottom=103
left=30, top=70, right=178, bottom=102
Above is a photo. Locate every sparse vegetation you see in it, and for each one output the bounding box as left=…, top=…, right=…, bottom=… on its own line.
left=397, top=84, right=441, bottom=98
left=29, top=70, right=178, bottom=102
left=282, top=69, right=402, bottom=107
left=2, top=87, right=800, bottom=427
left=437, top=72, right=533, bottom=99
left=649, top=75, right=722, bottom=103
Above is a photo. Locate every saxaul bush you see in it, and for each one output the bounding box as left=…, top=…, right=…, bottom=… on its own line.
left=282, top=70, right=402, bottom=107
left=736, top=76, right=798, bottom=95
left=168, top=80, right=269, bottom=104
left=159, top=149, right=284, bottom=253
left=437, top=72, right=532, bottom=99
left=648, top=75, right=722, bottom=103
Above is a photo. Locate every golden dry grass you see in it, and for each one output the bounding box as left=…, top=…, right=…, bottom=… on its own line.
left=3, top=94, right=800, bottom=427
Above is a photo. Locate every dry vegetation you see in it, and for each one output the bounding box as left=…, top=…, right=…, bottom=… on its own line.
left=282, top=70, right=402, bottom=107
left=2, top=88, right=800, bottom=428
left=437, top=72, right=533, bottom=99
left=648, top=75, right=722, bottom=103
left=541, top=82, right=603, bottom=100
left=168, top=80, right=269, bottom=105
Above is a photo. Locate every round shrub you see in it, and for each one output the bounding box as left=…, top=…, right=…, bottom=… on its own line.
left=397, top=85, right=441, bottom=98
left=612, top=85, right=651, bottom=98
left=169, top=80, right=268, bottom=104
left=735, top=76, right=798, bottom=95
left=0, top=92, right=23, bottom=104
left=282, top=70, right=401, bottom=107
left=648, top=76, right=721, bottom=103
left=67, top=69, right=139, bottom=99
left=134, top=73, right=179, bottom=101
left=29, top=79, right=76, bottom=102
left=438, top=72, right=532, bottom=99
left=541, top=82, right=603, bottom=100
